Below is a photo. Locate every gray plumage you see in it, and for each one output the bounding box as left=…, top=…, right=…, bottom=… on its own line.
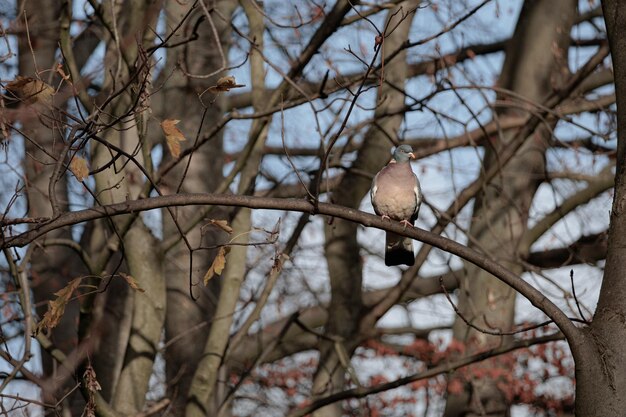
left=370, top=145, right=422, bottom=266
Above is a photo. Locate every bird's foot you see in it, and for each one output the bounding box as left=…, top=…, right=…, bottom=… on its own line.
left=381, top=214, right=391, bottom=222
left=400, top=219, right=413, bottom=230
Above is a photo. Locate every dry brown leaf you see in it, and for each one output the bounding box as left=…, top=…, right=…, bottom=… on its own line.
left=120, top=272, right=145, bottom=293
left=70, top=156, right=89, bottom=181
left=217, top=75, right=237, bottom=88
left=160, top=119, right=186, bottom=158
left=83, top=364, right=101, bottom=417
left=84, top=365, right=102, bottom=393
left=207, top=75, right=245, bottom=93
left=271, top=253, right=290, bottom=275
left=208, top=219, right=233, bottom=234
left=203, top=246, right=230, bottom=285
left=35, top=278, right=82, bottom=334
left=6, top=76, right=54, bottom=106
left=55, top=63, right=71, bottom=82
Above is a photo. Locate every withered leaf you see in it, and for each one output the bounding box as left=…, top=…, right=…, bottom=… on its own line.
left=84, top=365, right=102, bottom=393
left=70, top=156, right=89, bottom=181
left=203, top=246, right=230, bottom=285
left=6, top=76, right=54, bottom=106
left=208, top=219, right=233, bottom=234
left=119, top=272, right=145, bottom=293
left=207, top=75, right=245, bottom=93
left=83, top=364, right=101, bottom=417
left=217, top=76, right=237, bottom=88
left=160, top=119, right=186, bottom=158
left=55, top=63, right=71, bottom=82
left=35, top=278, right=82, bottom=334
left=271, top=253, right=289, bottom=275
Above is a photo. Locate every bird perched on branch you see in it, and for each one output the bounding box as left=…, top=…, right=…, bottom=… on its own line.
left=370, top=144, right=422, bottom=266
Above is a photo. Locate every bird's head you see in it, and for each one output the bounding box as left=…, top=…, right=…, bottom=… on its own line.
left=393, top=144, right=416, bottom=163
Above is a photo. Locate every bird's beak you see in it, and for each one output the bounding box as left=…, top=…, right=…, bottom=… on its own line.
left=409, top=152, right=416, bottom=159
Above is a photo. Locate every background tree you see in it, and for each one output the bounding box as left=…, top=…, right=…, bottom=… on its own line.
left=0, top=1, right=618, bottom=416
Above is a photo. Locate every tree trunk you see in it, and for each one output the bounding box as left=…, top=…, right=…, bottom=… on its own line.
left=156, top=1, right=236, bottom=414
left=87, top=2, right=164, bottom=413
left=312, top=3, right=419, bottom=416
left=574, top=2, right=626, bottom=415
left=16, top=2, right=85, bottom=412
left=445, top=1, right=576, bottom=415
left=184, top=0, right=273, bottom=413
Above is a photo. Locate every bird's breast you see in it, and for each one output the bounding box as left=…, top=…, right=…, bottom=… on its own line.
left=372, top=192, right=416, bottom=221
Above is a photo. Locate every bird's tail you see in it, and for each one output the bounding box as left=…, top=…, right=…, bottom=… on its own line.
left=385, top=231, right=415, bottom=266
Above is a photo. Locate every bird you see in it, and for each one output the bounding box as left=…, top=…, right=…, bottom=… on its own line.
left=370, top=144, right=422, bottom=266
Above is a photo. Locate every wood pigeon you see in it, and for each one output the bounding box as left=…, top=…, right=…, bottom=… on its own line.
left=370, top=145, right=422, bottom=266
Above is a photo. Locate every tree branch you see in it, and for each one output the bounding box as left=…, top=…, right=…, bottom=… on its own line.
left=526, top=230, right=608, bottom=269
left=520, top=167, right=614, bottom=251
left=0, top=192, right=580, bottom=343
left=287, top=332, right=564, bottom=417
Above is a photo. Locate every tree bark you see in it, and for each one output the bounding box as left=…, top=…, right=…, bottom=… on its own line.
left=574, top=1, right=626, bottom=415
left=445, top=1, right=577, bottom=415
left=111, top=223, right=165, bottom=413
left=87, top=2, right=164, bottom=413
left=312, top=3, right=419, bottom=416
left=184, top=2, right=266, bottom=415
left=156, top=1, right=236, bottom=414
left=15, top=2, right=85, bottom=412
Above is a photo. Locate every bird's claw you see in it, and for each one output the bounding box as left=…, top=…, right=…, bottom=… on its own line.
left=400, top=219, right=413, bottom=229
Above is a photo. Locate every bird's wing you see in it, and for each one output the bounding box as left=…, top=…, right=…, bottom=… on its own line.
left=370, top=170, right=381, bottom=214
left=410, top=171, right=422, bottom=222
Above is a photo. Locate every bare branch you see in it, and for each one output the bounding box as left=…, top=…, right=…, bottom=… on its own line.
left=0, top=192, right=580, bottom=344
left=287, top=333, right=564, bottom=417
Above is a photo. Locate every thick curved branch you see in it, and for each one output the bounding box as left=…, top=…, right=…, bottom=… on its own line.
left=1, top=192, right=580, bottom=343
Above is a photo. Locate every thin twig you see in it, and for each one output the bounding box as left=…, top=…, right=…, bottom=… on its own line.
left=570, top=269, right=589, bottom=323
